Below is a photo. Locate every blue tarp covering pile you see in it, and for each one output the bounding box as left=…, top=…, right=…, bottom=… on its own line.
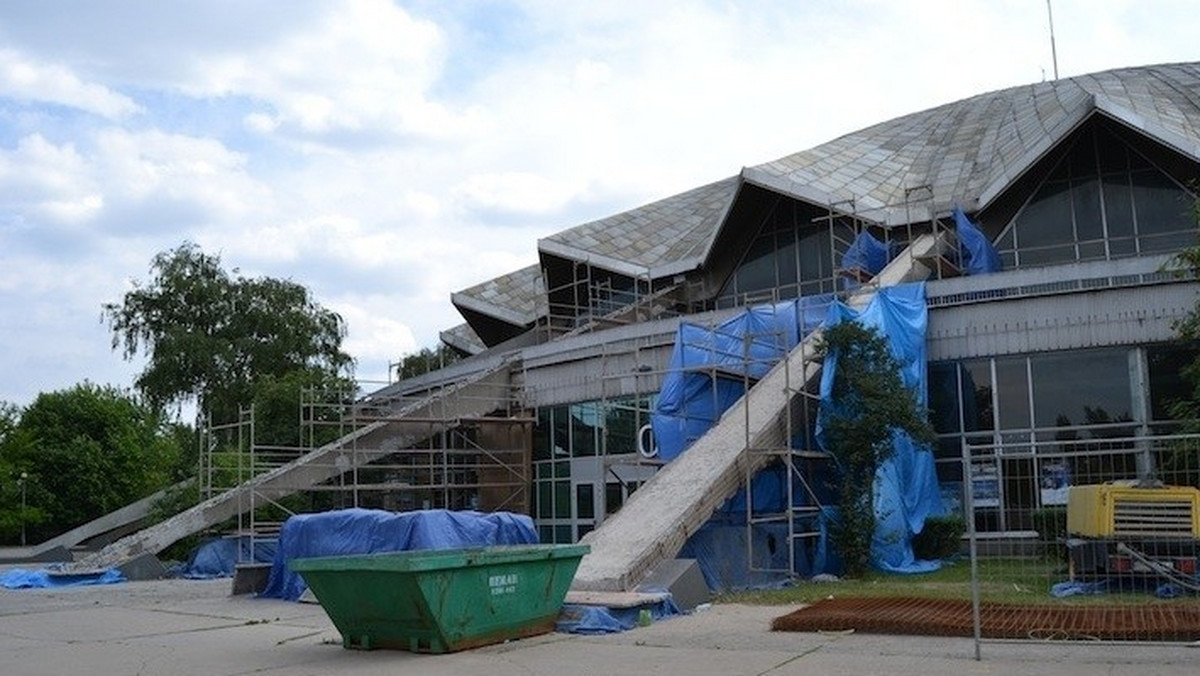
left=650, top=284, right=948, bottom=583
left=1, top=567, right=125, bottom=589
left=259, top=508, right=538, bottom=601
left=175, top=535, right=278, bottom=579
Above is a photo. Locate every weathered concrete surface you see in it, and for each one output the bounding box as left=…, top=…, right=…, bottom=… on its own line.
left=0, top=577, right=1195, bottom=676
left=572, top=234, right=947, bottom=592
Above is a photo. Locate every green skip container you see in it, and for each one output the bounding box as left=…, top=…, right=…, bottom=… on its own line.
left=289, top=544, right=589, bottom=653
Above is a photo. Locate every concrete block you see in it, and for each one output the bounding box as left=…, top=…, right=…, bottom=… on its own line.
left=231, top=563, right=272, bottom=595
left=116, top=553, right=165, bottom=581
left=635, top=558, right=709, bottom=612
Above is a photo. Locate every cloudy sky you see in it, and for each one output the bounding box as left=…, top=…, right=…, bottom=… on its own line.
left=0, top=0, right=1195, bottom=411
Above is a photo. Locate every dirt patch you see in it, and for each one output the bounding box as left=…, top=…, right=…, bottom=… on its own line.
left=771, top=597, right=1200, bottom=641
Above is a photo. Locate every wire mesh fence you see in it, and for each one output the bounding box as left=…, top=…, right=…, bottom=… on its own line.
left=963, top=432, right=1200, bottom=648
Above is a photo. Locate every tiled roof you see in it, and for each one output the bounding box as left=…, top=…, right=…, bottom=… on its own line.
left=438, top=322, right=486, bottom=355
left=449, top=62, right=1200, bottom=335
left=751, top=62, right=1200, bottom=221
left=450, top=264, right=545, bottom=327
left=538, top=177, right=740, bottom=278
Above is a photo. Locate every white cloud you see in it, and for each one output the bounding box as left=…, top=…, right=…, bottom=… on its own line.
left=0, top=48, right=140, bottom=118
left=0, top=134, right=97, bottom=226
left=456, top=171, right=581, bottom=215
left=87, top=128, right=270, bottom=228
left=1, top=0, right=1199, bottom=410
left=183, top=0, right=483, bottom=140
left=330, top=297, right=419, bottom=383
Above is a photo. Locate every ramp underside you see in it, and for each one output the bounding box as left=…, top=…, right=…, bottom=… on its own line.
left=74, top=364, right=514, bottom=571
left=572, top=233, right=946, bottom=591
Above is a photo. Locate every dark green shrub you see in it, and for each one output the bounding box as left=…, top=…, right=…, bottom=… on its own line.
left=1031, top=506, right=1067, bottom=542
left=1031, top=506, right=1068, bottom=559
left=912, top=514, right=965, bottom=560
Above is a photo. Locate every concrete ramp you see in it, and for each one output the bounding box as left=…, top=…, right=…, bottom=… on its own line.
left=72, top=361, right=516, bottom=571
left=29, top=479, right=195, bottom=560
left=571, top=233, right=947, bottom=591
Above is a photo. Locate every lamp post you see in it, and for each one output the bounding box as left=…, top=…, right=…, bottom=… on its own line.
left=18, top=471, right=27, bottom=547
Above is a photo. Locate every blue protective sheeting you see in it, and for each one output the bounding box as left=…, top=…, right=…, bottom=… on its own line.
left=840, top=230, right=892, bottom=286
left=650, top=286, right=944, bottom=583
left=259, top=508, right=538, bottom=601
left=557, top=597, right=680, bottom=634
left=1, top=567, right=125, bottom=589
left=953, top=206, right=1003, bottom=275
left=181, top=536, right=278, bottom=579
left=817, top=283, right=946, bottom=573
left=679, top=464, right=838, bottom=591
left=678, top=518, right=793, bottom=592
left=652, top=295, right=832, bottom=462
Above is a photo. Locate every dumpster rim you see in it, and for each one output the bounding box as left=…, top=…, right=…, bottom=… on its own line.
left=288, top=543, right=590, bottom=574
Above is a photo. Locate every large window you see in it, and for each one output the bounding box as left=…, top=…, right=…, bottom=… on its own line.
left=997, top=121, right=1194, bottom=268
left=1148, top=344, right=1199, bottom=428
left=531, top=395, right=657, bottom=543
left=930, top=348, right=1145, bottom=533
left=717, top=199, right=854, bottom=306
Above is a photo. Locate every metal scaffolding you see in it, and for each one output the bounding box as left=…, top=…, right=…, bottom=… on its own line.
left=198, top=375, right=532, bottom=558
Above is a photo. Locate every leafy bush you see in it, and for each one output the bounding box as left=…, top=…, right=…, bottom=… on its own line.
left=912, top=514, right=965, bottom=560
left=1031, top=506, right=1068, bottom=559
left=1031, top=506, right=1067, bottom=542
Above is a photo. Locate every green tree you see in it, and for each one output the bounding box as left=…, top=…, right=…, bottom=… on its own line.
left=819, top=320, right=934, bottom=577
left=1163, top=202, right=1200, bottom=485
left=2, top=384, right=182, bottom=542
left=394, top=344, right=461, bottom=380
left=0, top=402, right=40, bottom=541
left=249, top=367, right=357, bottom=449
left=103, top=242, right=354, bottom=423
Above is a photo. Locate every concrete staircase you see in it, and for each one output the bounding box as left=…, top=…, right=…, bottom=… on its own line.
left=571, top=233, right=949, bottom=591
left=72, top=361, right=517, bottom=571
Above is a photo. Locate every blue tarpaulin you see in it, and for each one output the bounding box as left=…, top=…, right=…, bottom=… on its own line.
left=677, top=464, right=840, bottom=591
left=817, top=283, right=945, bottom=573
left=650, top=285, right=945, bottom=582
left=179, top=535, right=278, bottom=579
left=651, top=296, right=832, bottom=462
left=953, top=206, right=1003, bottom=275
left=259, top=508, right=538, bottom=601
left=840, top=230, right=892, bottom=287
left=557, top=596, right=680, bottom=634
left=1, top=567, right=125, bottom=589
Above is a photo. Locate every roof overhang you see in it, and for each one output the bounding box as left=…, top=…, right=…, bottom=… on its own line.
left=450, top=290, right=537, bottom=327
left=739, top=166, right=897, bottom=225
left=1093, top=95, right=1200, bottom=163
left=975, top=93, right=1096, bottom=210
left=537, top=237, right=703, bottom=280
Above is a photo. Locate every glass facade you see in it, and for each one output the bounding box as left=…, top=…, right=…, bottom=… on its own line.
left=995, top=122, right=1194, bottom=268
left=716, top=200, right=856, bottom=306
left=929, top=346, right=1194, bottom=532
left=530, top=395, right=657, bottom=543
left=532, top=118, right=1199, bottom=541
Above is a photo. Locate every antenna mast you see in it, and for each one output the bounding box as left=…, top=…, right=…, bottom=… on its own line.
left=1046, top=0, right=1059, bottom=80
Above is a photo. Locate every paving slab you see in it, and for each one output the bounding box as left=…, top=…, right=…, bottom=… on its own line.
left=1, top=578, right=1197, bottom=676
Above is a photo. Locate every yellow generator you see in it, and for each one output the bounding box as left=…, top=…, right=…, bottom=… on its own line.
left=1066, top=482, right=1200, bottom=580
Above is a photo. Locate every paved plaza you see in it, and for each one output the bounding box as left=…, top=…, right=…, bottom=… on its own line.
left=1, top=576, right=1198, bottom=675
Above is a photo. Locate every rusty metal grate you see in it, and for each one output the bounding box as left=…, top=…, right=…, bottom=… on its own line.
left=771, top=597, right=1200, bottom=641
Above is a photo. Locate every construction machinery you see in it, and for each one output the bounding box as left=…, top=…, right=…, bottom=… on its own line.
left=1065, top=482, right=1200, bottom=587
